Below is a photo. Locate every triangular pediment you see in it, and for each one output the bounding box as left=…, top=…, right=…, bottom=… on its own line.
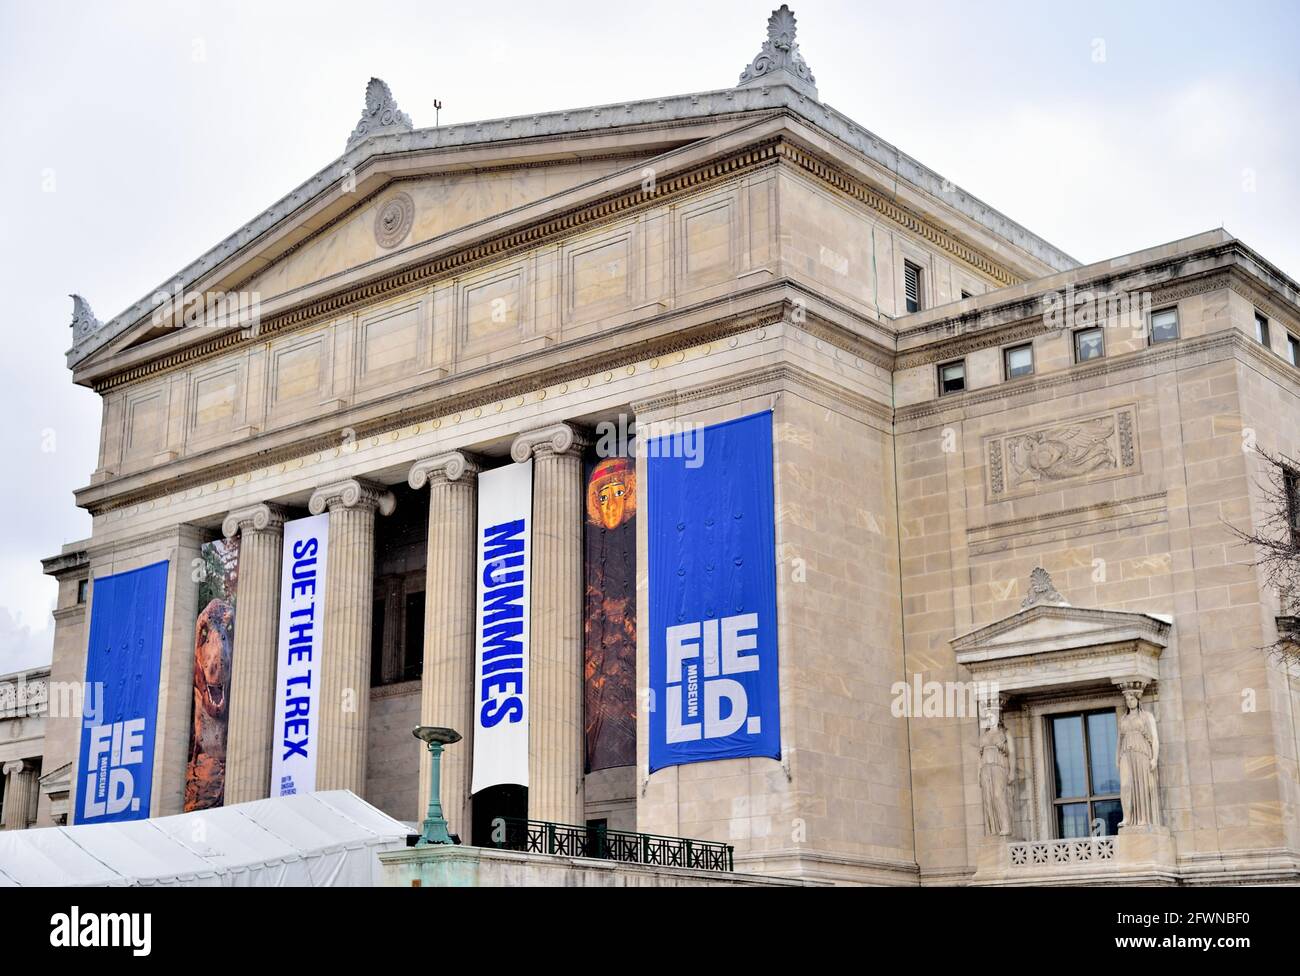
left=67, top=115, right=728, bottom=380
left=952, top=603, right=1172, bottom=664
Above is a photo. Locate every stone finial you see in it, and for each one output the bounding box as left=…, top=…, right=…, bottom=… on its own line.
left=737, top=5, right=818, bottom=98
left=69, top=294, right=103, bottom=345
left=1021, top=567, right=1070, bottom=609
left=346, top=77, right=414, bottom=151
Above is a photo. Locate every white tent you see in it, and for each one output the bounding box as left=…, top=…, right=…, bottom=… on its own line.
left=0, top=790, right=410, bottom=887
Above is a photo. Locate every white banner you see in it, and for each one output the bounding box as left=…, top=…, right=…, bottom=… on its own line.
left=270, top=513, right=329, bottom=797
left=471, top=459, right=533, bottom=792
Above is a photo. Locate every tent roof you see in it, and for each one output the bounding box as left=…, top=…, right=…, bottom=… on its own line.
left=0, top=791, right=409, bottom=887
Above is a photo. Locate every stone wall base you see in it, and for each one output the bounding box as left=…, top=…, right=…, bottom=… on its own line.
left=378, top=844, right=821, bottom=887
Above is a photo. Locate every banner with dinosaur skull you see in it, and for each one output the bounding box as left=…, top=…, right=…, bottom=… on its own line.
left=184, top=537, right=240, bottom=811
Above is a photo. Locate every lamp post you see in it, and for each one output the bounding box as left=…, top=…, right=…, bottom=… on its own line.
left=412, top=725, right=462, bottom=845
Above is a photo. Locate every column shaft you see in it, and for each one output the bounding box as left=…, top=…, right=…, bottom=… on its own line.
left=513, top=424, right=587, bottom=826
left=310, top=480, right=395, bottom=795
left=222, top=504, right=286, bottom=804
left=410, top=453, right=479, bottom=837
left=2, top=760, right=38, bottom=830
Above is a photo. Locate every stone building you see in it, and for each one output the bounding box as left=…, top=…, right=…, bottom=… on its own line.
left=31, top=7, right=1300, bottom=885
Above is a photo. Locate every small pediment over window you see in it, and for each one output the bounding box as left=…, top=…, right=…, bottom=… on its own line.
left=952, top=568, right=1170, bottom=696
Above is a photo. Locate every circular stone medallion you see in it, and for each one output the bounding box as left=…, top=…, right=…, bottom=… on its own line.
left=374, top=191, right=415, bottom=248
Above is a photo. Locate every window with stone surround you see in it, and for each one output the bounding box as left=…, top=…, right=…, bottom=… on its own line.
left=1074, top=326, right=1105, bottom=363
left=904, top=260, right=924, bottom=313
left=938, top=359, right=965, bottom=395
left=1149, top=307, right=1179, bottom=344
left=1004, top=343, right=1034, bottom=379
left=1047, top=708, right=1122, bottom=838
left=1287, top=332, right=1299, bottom=368
left=1285, top=466, right=1300, bottom=545
left=1255, top=310, right=1271, bottom=348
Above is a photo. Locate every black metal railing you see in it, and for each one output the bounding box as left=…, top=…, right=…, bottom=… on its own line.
left=491, top=818, right=734, bottom=872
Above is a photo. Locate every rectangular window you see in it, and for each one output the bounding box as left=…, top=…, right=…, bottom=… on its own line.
left=1255, top=311, right=1271, bottom=348
left=1285, top=467, right=1300, bottom=546
left=904, top=260, right=923, bottom=314
left=1149, top=307, right=1179, bottom=344
left=1286, top=332, right=1299, bottom=367
left=370, top=599, right=386, bottom=687
left=1004, top=343, right=1034, bottom=379
left=402, top=591, right=425, bottom=682
left=77, top=578, right=89, bottom=604
left=938, top=360, right=965, bottom=395
left=1074, top=327, right=1105, bottom=363
left=1049, top=709, right=1122, bottom=838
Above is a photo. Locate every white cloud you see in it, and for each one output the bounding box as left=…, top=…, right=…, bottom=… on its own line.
left=0, top=605, right=54, bottom=675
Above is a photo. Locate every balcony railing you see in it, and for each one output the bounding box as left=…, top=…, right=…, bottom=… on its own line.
left=491, top=818, right=735, bottom=872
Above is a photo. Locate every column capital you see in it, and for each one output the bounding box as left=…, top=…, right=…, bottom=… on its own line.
left=2, top=759, right=32, bottom=777
left=510, top=422, right=591, bottom=464
left=309, top=478, right=396, bottom=517
left=409, top=451, right=481, bottom=490
left=222, top=502, right=290, bottom=540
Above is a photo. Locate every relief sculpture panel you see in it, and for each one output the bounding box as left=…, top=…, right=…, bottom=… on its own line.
left=985, top=405, right=1139, bottom=501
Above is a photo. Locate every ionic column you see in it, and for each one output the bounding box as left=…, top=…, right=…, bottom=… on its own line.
left=409, top=452, right=480, bottom=836
left=511, top=423, right=589, bottom=825
left=308, top=479, right=395, bottom=794
left=2, top=759, right=38, bottom=830
left=221, top=502, right=288, bottom=804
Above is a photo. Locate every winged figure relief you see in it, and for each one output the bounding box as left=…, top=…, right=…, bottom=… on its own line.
left=1007, top=417, right=1116, bottom=486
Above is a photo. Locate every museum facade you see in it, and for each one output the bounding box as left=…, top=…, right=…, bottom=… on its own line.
left=14, top=7, right=1300, bottom=885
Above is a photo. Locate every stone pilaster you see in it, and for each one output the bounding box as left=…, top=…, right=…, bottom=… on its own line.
left=409, top=452, right=480, bottom=836
left=308, top=479, right=396, bottom=794
left=511, top=423, right=589, bottom=825
left=2, top=759, right=38, bottom=830
left=221, top=502, right=288, bottom=804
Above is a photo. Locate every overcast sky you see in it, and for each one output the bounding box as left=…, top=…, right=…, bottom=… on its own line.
left=1, top=0, right=1296, bottom=673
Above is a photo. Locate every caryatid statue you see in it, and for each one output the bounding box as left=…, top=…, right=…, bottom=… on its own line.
left=1117, top=686, right=1161, bottom=828
left=977, top=698, right=1014, bottom=837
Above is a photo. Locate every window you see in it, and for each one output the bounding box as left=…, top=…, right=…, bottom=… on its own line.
left=1004, top=343, right=1034, bottom=379
left=1255, top=311, right=1271, bottom=348
left=938, top=359, right=965, bottom=395
left=1049, top=709, right=1122, bottom=838
left=370, top=601, right=386, bottom=687
left=76, top=579, right=89, bottom=604
left=904, top=260, right=924, bottom=313
left=1286, top=332, right=1299, bottom=367
left=1074, top=327, right=1105, bottom=363
left=1285, top=467, right=1300, bottom=546
left=402, top=591, right=425, bottom=681
left=1149, top=307, right=1179, bottom=344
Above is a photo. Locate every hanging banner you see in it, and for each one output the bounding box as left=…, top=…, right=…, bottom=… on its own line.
left=74, top=560, right=170, bottom=824
left=270, top=513, right=329, bottom=798
left=584, top=455, right=637, bottom=771
left=648, top=411, right=780, bottom=772
left=471, top=459, right=533, bottom=793
left=184, top=536, right=240, bottom=811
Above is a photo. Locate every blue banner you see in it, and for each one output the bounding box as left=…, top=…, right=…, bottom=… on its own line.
left=648, top=411, right=780, bottom=772
left=75, top=561, right=169, bottom=824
